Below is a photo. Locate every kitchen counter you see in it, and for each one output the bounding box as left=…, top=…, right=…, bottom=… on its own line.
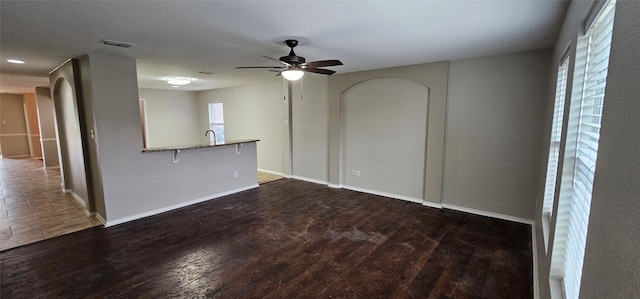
left=142, top=139, right=259, bottom=153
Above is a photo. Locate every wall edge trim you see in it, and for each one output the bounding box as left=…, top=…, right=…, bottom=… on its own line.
left=258, top=168, right=286, bottom=176
left=442, top=203, right=534, bottom=224
left=342, top=185, right=423, bottom=204
left=64, top=189, right=87, bottom=208
left=290, top=175, right=328, bottom=186
left=532, top=224, right=540, bottom=299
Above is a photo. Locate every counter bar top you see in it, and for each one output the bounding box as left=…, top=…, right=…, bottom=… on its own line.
left=142, top=139, right=259, bottom=153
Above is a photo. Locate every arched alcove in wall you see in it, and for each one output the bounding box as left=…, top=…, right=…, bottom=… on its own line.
left=340, top=77, right=429, bottom=202
left=52, top=77, right=89, bottom=205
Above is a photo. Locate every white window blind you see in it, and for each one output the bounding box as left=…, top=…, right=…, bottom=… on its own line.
left=549, top=1, right=616, bottom=298
left=543, top=58, right=570, bottom=221
left=543, top=57, right=570, bottom=251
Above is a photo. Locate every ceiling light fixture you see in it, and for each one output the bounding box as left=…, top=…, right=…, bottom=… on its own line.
left=165, top=77, right=192, bottom=85
left=281, top=69, right=304, bottom=81
left=7, top=59, right=25, bottom=64
left=99, top=39, right=136, bottom=48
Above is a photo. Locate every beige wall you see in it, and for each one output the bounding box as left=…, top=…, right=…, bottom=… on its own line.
left=0, top=93, right=45, bottom=159
left=445, top=49, right=551, bottom=220
left=328, top=61, right=449, bottom=206
left=291, top=75, right=330, bottom=183
left=198, top=80, right=285, bottom=175
left=0, top=94, right=30, bottom=157
left=342, top=78, right=429, bottom=201
left=50, top=61, right=90, bottom=208
left=23, top=93, right=42, bottom=159
left=78, top=54, right=258, bottom=224
left=533, top=1, right=640, bottom=298
left=577, top=1, right=640, bottom=298
left=35, top=87, right=59, bottom=168
left=192, top=53, right=550, bottom=221
left=138, top=88, right=200, bottom=148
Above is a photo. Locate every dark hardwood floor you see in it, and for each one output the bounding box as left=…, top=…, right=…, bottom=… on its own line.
left=0, top=179, right=532, bottom=298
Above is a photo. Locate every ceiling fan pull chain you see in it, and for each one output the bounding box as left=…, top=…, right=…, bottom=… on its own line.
left=283, top=78, right=287, bottom=101
left=300, top=77, right=304, bottom=101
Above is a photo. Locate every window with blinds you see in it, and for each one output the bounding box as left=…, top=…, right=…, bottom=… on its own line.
left=549, top=1, right=616, bottom=298
left=542, top=57, right=569, bottom=250
left=208, top=102, right=225, bottom=144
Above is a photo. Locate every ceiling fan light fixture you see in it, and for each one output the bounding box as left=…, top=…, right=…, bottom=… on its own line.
left=282, top=69, right=304, bottom=81
left=165, top=77, right=192, bottom=85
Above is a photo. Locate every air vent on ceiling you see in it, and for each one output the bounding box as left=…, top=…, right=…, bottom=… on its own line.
left=99, top=39, right=136, bottom=48
left=198, top=71, right=216, bottom=75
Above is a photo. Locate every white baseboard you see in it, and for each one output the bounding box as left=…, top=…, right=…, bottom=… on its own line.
left=45, top=165, right=60, bottom=169
left=342, top=185, right=423, bottom=204
left=327, top=184, right=342, bottom=189
left=441, top=203, right=534, bottom=225
left=105, top=184, right=259, bottom=227
left=290, top=175, right=328, bottom=186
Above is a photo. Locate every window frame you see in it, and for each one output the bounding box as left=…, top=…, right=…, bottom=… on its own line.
left=207, top=102, right=225, bottom=144
left=548, top=1, right=617, bottom=298
left=542, top=55, right=570, bottom=251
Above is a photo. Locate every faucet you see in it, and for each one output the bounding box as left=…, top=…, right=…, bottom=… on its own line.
left=205, top=130, right=216, bottom=145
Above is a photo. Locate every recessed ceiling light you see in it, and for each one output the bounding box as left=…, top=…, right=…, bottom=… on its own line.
left=165, top=77, right=192, bottom=85
left=7, top=59, right=25, bottom=64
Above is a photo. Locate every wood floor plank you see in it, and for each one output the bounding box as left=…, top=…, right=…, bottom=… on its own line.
left=0, top=179, right=532, bottom=298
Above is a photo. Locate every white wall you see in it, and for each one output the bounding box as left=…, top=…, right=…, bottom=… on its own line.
left=138, top=88, right=200, bottom=148
left=198, top=80, right=285, bottom=175
left=445, top=49, right=551, bottom=220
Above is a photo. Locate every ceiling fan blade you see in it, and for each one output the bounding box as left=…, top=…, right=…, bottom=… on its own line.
left=262, top=55, right=290, bottom=66
left=303, top=68, right=336, bottom=75
left=236, top=66, right=285, bottom=69
left=303, top=60, right=343, bottom=68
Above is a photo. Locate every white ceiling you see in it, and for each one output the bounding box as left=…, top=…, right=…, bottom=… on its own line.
left=0, top=0, right=568, bottom=94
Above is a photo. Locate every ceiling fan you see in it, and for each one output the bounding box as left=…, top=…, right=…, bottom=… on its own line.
left=236, top=39, right=343, bottom=81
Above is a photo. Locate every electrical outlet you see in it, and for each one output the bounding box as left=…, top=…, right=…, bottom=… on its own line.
left=234, top=171, right=239, bottom=178
left=356, top=170, right=361, bottom=177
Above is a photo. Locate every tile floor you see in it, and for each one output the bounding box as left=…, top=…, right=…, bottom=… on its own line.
left=257, top=171, right=284, bottom=184
left=0, top=158, right=101, bottom=251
